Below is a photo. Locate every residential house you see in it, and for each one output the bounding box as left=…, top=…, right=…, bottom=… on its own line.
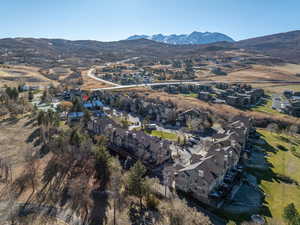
left=174, top=116, right=252, bottom=206
left=88, top=117, right=174, bottom=166
left=67, top=112, right=84, bottom=122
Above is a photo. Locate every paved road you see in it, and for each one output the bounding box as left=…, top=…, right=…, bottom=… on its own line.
left=93, top=80, right=300, bottom=91
left=272, top=94, right=281, bottom=110
left=96, top=80, right=212, bottom=90
left=86, top=60, right=300, bottom=91
left=87, top=57, right=140, bottom=87
left=87, top=67, right=300, bottom=91
left=87, top=68, right=120, bottom=87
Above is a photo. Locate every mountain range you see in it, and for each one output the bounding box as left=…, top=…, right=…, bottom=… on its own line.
left=1, top=30, right=300, bottom=67
left=127, top=31, right=235, bottom=45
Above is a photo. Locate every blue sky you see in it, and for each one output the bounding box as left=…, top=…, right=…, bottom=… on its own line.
left=1, top=0, right=299, bottom=41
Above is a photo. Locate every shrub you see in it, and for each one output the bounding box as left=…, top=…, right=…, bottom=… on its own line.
left=292, top=217, right=300, bottom=225
left=145, top=194, right=160, bottom=210
left=168, top=199, right=211, bottom=225
left=291, top=146, right=300, bottom=158
left=283, top=203, right=299, bottom=223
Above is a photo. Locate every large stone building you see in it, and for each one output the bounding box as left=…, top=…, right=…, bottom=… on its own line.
left=153, top=82, right=264, bottom=108
left=88, top=117, right=177, bottom=167
left=173, top=116, right=252, bottom=206
left=87, top=91, right=254, bottom=207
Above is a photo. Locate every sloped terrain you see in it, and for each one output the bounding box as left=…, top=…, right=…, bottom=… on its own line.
left=234, top=30, right=300, bottom=63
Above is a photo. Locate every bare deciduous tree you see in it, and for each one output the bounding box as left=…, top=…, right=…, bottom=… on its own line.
left=167, top=199, right=211, bottom=225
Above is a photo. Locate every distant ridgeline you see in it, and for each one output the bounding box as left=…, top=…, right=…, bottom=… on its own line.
left=127, top=31, right=235, bottom=45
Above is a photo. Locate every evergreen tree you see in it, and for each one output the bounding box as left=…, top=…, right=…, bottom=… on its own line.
left=5, top=87, right=19, bottom=100
left=127, top=161, right=148, bottom=210
left=283, top=203, right=299, bottom=224
left=82, top=109, right=91, bottom=127
left=71, top=97, right=84, bottom=112
left=17, top=84, right=22, bottom=92
left=293, top=217, right=300, bottom=225
left=69, top=129, right=83, bottom=148
left=37, top=111, right=46, bottom=126
left=28, top=90, right=34, bottom=102
left=41, top=89, right=49, bottom=102
left=94, top=139, right=112, bottom=187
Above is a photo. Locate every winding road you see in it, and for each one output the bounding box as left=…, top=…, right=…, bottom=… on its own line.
left=87, top=68, right=300, bottom=91
left=87, top=68, right=213, bottom=91
left=87, top=68, right=120, bottom=87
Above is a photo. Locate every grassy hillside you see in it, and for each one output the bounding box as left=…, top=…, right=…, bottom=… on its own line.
left=250, top=129, right=300, bottom=224
left=251, top=95, right=283, bottom=116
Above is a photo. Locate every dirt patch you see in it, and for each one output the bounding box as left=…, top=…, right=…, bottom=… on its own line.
left=81, top=70, right=113, bottom=90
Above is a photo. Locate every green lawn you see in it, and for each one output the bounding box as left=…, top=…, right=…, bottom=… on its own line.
left=252, top=129, right=300, bottom=223
left=251, top=96, right=283, bottom=116
left=148, top=130, right=178, bottom=141
left=182, top=93, right=198, bottom=98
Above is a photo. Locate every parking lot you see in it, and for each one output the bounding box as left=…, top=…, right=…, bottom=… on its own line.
left=221, top=173, right=262, bottom=215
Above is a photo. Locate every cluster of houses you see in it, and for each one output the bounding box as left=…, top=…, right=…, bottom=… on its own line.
left=274, top=90, right=300, bottom=117
left=173, top=116, right=254, bottom=206
left=86, top=108, right=254, bottom=206
left=88, top=117, right=177, bottom=167
left=57, top=89, right=106, bottom=122
left=201, top=83, right=264, bottom=108
left=93, top=90, right=212, bottom=130
left=97, top=71, right=156, bottom=85
left=19, top=84, right=40, bottom=92
left=60, top=88, right=255, bottom=207
left=56, top=88, right=84, bottom=101
left=153, top=82, right=264, bottom=108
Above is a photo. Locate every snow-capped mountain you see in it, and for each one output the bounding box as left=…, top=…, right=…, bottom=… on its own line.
left=127, top=31, right=235, bottom=45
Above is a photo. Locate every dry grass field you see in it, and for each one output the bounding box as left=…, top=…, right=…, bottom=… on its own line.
left=0, top=117, right=38, bottom=171
left=210, top=64, right=300, bottom=83
left=0, top=116, right=52, bottom=196
left=207, top=63, right=300, bottom=94
left=251, top=83, right=300, bottom=93
left=272, top=63, right=300, bottom=74
left=50, top=67, right=73, bottom=81
left=81, top=70, right=113, bottom=90
left=0, top=65, right=58, bottom=87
